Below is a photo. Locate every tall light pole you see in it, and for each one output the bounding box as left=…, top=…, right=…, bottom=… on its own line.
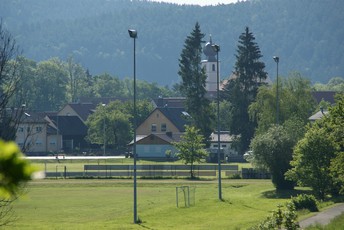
left=212, top=43, right=222, bottom=201
left=128, top=28, right=138, bottom=224
left=273, top=56, right=279, bottom=125
left=102, top=104, right=106, bottom=156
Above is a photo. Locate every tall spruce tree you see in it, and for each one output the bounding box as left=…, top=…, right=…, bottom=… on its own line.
left=223, top=27, right=267, bottom=153
left=178, top=22, right=214, bottom=144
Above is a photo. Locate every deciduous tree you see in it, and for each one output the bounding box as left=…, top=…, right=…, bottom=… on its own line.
left=173, top=125, right=208, bottom=178
left=250, top=125, right=295, bottom=189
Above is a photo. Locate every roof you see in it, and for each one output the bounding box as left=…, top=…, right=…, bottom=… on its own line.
left=158, top=107, right=190, bottom=132
left=309, top=110, right=329, bottom=121
left=152, top=97, right=186, bottom=108
left=77, top=97, right=128, bottom=105
left=67, top=103, right=96, bottom=121
left=129, top=133, right=183, bottom=145
left=20, top=111, right=47, bottom=123
left=50, top=116, right=87, bottom=136
left=311, top=91, right=336, bottom=104
left=210, top=131, right=236, bottom=143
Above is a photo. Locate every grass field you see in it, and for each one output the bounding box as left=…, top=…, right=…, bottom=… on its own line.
left=4, top=178, right=311, bottom=230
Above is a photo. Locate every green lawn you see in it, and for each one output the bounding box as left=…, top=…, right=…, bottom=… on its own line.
left=5, top=179, right=304, bottom=229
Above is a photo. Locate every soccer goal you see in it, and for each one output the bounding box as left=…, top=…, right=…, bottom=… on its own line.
left=176, top=186, right=196, bottom=208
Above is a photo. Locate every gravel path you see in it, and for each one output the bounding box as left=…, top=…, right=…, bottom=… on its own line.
left=299, top=203, right=344, bottom=229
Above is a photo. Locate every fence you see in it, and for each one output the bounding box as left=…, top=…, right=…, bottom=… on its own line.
left=82, top=164, right=239, bottom=178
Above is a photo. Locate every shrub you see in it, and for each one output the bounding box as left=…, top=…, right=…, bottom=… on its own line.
left=291, top=194, right=318, bottom=212
left=250, top=202, right=300, bottom=230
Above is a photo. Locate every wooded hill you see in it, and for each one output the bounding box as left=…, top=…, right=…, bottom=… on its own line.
left=1, top=0, right=343, bottom=85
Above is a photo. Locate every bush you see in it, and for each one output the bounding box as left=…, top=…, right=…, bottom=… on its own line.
left=291, top=194, right=318, bottom=212
left=250, top=202, right=300, bottom=230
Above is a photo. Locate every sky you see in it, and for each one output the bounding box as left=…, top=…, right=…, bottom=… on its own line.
left=148, top=0, right=242, bottom=6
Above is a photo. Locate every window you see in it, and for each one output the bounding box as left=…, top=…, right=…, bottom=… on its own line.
left=222, top=145, right=227, bottom=148
left=212, top=64, right=216, bottom=71
left=35, top=140, right=42, bottom=146
left=36, top=126, right=42, bottom=132
left=151, top=124, right=157, bottom=132
left=18, top=127, right=24, bottom=132
left=27, top=127, right=30, bottom=132
left=161, top=123, right=167, bottom=132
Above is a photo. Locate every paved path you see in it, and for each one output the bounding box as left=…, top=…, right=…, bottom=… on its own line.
left=299, top=203, right=344, bottom=228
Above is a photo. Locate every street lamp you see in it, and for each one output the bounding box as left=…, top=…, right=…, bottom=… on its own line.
left=212, top=43, right=222, bottom=201
left=128, top=28, right=138, bottom=224
left=102, top=104, right=106, bottom=156
left=273, top=56, right=279, bottom=125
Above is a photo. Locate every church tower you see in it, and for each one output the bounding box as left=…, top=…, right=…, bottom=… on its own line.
left=201, top=36, right=220, bottom=97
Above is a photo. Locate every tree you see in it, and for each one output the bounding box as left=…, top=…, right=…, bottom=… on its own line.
left=178, top=22, right=215, bottom=144
left=250, top=125, right=295, bottom=189
left=249, top=73, right=316, bottom=135
left=65, top=56, right=93, bottom=102
left=33, top=58, right=68, bottom=111
left=285, top=123, right=338, bottom=199
left=85, top=101, right=131, bottom=152
left=0, top=140, right=35, bottom=226
left=173, top=125, right=208, bottom=178
left=0, top=20, right=24, bottom=141
left=222, top=27, right=267, bottom=153
left=85, top=100, right=153, bottom=152
left=286, top=94, right=344, bottom=198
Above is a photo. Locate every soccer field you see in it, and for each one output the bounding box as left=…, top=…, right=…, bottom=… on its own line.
left=5, top=179, right=299, bottom=229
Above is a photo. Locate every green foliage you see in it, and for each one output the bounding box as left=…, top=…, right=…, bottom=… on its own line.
left=85, top=99, right=153, bottom=151
left=291, top=194, right=318, bottom=212
left=173, top=125, right=208, bottom=178
left=251, top=202, right=299, bottom=230
left=313, top=77, right=344, bottom=92
left=178, top=22, right=215, bottom=143
left=286, top=94, right=344, bottom=199
left=250, top=125, right=295, bottom=189
left=249, top=72, right=316, bottom=135
left=286, top=122, right=338, bottom=199
left=0, top=140, right=35, bottom=197
left=223, top=27, right=267, bottom=153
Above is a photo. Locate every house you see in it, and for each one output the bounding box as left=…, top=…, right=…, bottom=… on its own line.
left=309, top=109, right=329, bottom=122
left=58, top=102, right=96, bottom=123
left=48, top=115, right=88, bottom=152
left=15, top=111, right=59, bottom=154
left=136, top=107, right=190, bottom=135
left=209, top=131, right=238, bottom=162
left=132, top=106, right=190, bottom=158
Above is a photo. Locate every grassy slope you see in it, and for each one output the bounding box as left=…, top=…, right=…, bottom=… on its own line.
left=6, top=179, right=290, bottom=230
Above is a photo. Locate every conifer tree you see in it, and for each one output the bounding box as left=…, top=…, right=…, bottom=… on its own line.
left=178, top=22, right=214, bottom=144
left=223, top=27, right=267, bottom=153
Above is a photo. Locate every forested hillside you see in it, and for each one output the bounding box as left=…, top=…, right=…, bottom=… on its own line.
left=1, top=0, right=343, bottom=85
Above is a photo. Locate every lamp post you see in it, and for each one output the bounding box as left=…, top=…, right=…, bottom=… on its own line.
left=273, top=56, right=279, bottom=125
left=212, top=44, right=222, bottom=201
left=128, top=28, right=138, bottom=224
left=102, top=104, right=106, bottom=156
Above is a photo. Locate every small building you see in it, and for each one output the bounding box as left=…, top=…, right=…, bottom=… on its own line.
left=131, top=133, right=182, bottom=158
left=209, top=131, right=238, bottom=161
